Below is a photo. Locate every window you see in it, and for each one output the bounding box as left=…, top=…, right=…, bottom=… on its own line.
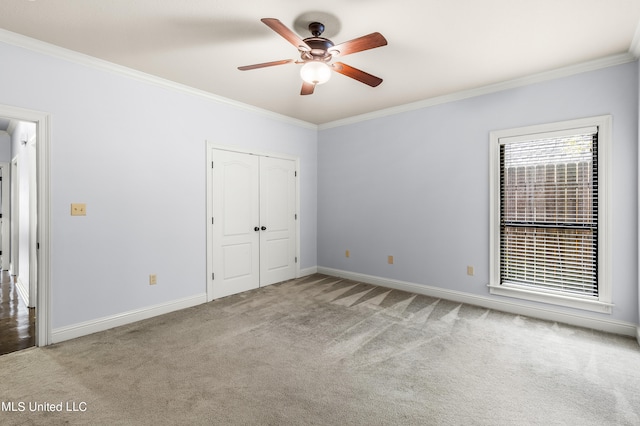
left=489, top=116, right=612, bottom=314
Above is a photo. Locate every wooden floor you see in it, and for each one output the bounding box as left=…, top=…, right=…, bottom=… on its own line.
left=0, top=271, right=35, bottom=355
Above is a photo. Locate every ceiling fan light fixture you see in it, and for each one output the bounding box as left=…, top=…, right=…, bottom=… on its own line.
left=300, top=61, right=331, bottom=85
left=238, top=18, right=387, bottom=95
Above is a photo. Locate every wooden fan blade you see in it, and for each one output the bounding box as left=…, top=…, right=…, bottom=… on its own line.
left=238, top=59, right=294, bottom=71
left=261, top=18, right=310, bottom=50
left=332, top=62, right=383, bottom=87
left=301, top=81, right=316, bottom=95
left=330, top=32, right=387, bottom=57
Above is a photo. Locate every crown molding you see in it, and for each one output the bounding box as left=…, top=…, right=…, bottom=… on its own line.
left=0, top=28, right=318, bottom=131
left=1, top=28, right=635, bottom=133
left=630, top=20, right=640, bottom=59
left=319, top=52, right=637, bottom=130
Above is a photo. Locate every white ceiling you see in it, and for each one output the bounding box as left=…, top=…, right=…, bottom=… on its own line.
left=1, top=0, right=639, bottom=125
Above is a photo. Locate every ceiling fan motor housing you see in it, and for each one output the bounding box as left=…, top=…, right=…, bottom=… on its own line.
left=300, top=22, right=335, bottom=62
left=301, top=38, right=334, bottom=61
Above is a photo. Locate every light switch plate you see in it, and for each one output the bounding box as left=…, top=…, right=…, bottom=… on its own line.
left=71, top=203, right=86, bottom=216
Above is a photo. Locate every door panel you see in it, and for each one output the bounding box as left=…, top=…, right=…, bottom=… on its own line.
left=264, top=238, right=289, bottom=269
left=222, top=243, right=254, bottom=280
left=259, top=156, right=296, bottom=286
left=212, top=150, right=260, bottom=299
left=222, top=160, right=255, bottom=235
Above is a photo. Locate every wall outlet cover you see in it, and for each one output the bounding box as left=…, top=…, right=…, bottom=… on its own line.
left=71, top=203, right=87, bottom=216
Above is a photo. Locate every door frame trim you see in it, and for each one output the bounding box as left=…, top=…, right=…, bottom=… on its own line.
left=0, top=104, right=51, bottom=347
left=0, top=162, right=9, bottom=271
left=205, top=142, right=300, bottom=302
left=28, top=135, right=38, bottom=308
left=10, top=158, right=19, bottom=278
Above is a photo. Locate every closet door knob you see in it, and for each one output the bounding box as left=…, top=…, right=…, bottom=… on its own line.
left=254, top=227, right=260, bottom=232
left=261, top=226, right=267, bottom=231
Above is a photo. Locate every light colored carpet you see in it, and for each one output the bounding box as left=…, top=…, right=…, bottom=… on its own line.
left=1, top=274, right=639, bottom=425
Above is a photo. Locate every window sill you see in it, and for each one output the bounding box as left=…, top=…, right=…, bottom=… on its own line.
left=488, top=283, right=612, bottom=314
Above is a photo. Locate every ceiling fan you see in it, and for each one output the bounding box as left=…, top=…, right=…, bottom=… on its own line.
left=238, top=18, right=388, bottom=95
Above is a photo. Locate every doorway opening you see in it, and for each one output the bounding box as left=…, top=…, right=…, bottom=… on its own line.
left=0, top=105, right=51, bottom=353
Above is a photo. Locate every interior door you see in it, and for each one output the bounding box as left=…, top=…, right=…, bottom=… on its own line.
left=259, top=156, right=296, bottom=286
left=209, top=149, right=297, bottom=299
left=211, top=150, right=260, bottom=299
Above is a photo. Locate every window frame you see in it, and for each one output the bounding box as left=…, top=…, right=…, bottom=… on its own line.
left=489, top=115, right=612, bottom=314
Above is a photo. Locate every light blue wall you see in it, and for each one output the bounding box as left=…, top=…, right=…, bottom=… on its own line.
left=0, top=41, right=318, bottom=329
left=318, top=61, right=639, bottom=324
left=0, top=36, right=637, bottom=333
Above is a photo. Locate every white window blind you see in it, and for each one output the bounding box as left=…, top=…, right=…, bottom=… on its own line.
left=499, top=127, right=598, bottom=298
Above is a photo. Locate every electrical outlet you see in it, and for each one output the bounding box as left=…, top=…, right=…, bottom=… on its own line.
left=70, top=203, right=86, bottom=216
left=149, top=274, right=157, bottom=285
left=388, top=255, right=394, bottom=265
left=345, top=250, right=350, bottom=258
left=467, top=266, right=474, bottom=276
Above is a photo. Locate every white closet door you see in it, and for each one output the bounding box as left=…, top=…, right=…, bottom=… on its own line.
left=211, top=150, right=260, bottom=299
left=259, top=156, right=296, bottom=286
left=210, top=149, right=297, bottom=299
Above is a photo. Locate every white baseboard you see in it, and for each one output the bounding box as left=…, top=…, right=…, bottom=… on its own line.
left=299, top=266, right=318, bottom=277
left=52, top=293, right=207, bottom=344
left=317, top=267, right=639, bottom=338
left=14, top=277, right=32, bottom=308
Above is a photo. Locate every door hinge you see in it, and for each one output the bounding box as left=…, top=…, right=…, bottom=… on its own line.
left=294, top=213, right=297, bottom=220
left=295, top=257, right=298, bottom=263
left=294, top=171, right=297, bottom=177
left=212, top=273, right=215, bottom=280
left=211, top=161, right=214, bottom=169
left=212, top=217, right=214, bottom=225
